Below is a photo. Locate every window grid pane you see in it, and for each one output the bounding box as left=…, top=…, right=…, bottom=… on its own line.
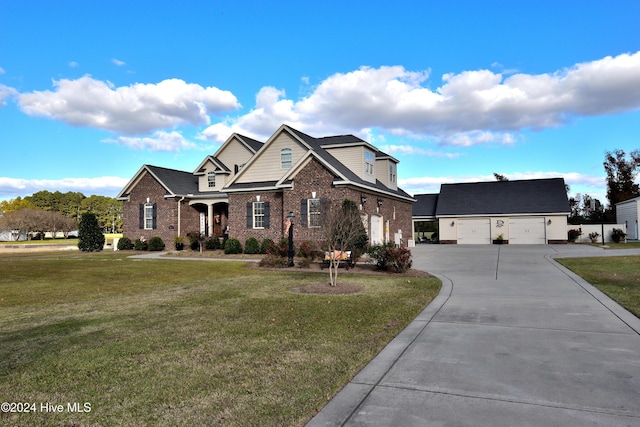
left=144, top=204, right=154, bottom=229
left=253, top=202, right=265, bottom=228
left=308, top=198, right=321, bottom=227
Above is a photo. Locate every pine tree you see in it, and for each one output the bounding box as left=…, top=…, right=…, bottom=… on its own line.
left=77, top=212, right=105, bottom=252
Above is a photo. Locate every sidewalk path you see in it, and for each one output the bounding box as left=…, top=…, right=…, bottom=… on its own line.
left=307, top=245, right=640, bottom=426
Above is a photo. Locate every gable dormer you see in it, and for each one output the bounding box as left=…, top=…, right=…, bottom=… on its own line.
left=375, top=153, right=399, bottom=191
left=194, top=158, right=227, bottom=192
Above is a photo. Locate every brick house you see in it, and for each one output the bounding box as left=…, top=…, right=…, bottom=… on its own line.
left=117, top=124, right=415, bottom=247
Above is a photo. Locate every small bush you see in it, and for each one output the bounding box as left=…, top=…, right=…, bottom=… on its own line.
left=611, top=228, right=626, bottom=243
left=134, top=238, right=148, bottom=251
left=260, top=238, right=276, bottom=254
left=297, top=257, right=311, bottom=268
left=568, top=228, right=582, bottom=242
left=297, top=240, right=319, bottom=260
left=259, top=253, right=289, bottom=268
left=206, top=237, right=221, bottom=250
left=147, top=236, right=165, bottom=251
left=274, top=238, right=294, bottom=258
left=117, top=237, right=134, bottom=250
left=224, top=238, right=243, bottom=254
left=244, top=237, right=260, bottom=254
left=367, top=242, right=413, bottom=273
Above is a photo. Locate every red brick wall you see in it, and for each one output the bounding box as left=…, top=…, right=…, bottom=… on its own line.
left=122, top=172, right=200, bottom=246
left=227, top=158, right=414, bottom=247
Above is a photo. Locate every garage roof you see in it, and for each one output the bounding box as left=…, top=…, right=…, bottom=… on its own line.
left=435, top=178, right=570, bottom=216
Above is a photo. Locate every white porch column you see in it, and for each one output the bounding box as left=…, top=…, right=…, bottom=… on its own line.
left=208, top=203, right=214, bottom=237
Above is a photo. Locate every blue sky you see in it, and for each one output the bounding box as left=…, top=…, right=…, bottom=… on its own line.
left=1, top=0, right=639, bottom=205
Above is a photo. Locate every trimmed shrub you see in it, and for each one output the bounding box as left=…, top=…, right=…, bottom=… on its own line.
left=134, top=238, right=148, bottom=251
left=77, top=212, right=105, bottom=252
left=367, top=242, right=413, bottom=273
left=568, top=228, right=582, bottom=242
left=611, top=228, right=626, bottom=243
left=224, top=238, right=243, bottom=254
left=206, top=237, right=221, bottom=250
left=260, top=238, right=276, bottom=254
left=117, top=237, right=134, bottom=250
left=147, top=236, right=165, bottom=251
left=244, top=237, right=260, bottom=254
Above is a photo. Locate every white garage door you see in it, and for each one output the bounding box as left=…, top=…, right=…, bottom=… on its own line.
left=458, top=219, right=491, bottom=244
left=509, top=217, right=546, bottom=244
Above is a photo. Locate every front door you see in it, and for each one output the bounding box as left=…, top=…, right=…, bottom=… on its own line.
left=371, top=214, right=383, bottom=245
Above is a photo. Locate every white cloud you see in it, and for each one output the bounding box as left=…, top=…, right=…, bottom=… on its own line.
left=112, top=58, right=126, bottom=66
left=0, top=176, right=130, bottom=201
left=69, top=61, right=79, bottom=68
left=379, top=144, right=461, bottom=159
left=17, top=75, right=240, bottom=134
left=0, top=84, right=18, bottom=106
left=206, top=51, right=640, bottom=145
left=0, top=67, right=5, bottom=74
left=103, top=130, right=198, bottom=152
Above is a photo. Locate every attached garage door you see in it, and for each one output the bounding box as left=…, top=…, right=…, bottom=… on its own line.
left=458, top=219, right=491, bottom=244
left=509, top=217, right=546, bottom=244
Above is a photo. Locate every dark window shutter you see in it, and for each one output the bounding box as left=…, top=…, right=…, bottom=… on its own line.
left=246, top=202, right=252, bottom=228
left=300, top=199, right=308, bottom=227
left=139, top=204, right=144, bottom=229
left=320, top=198, right=329, bottom=226
left=264, top=202, right=270, bottom=229
left=152, top=203, right=157, bottom=229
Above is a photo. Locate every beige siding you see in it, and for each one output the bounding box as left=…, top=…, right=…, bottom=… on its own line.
left=324, top=145, right=376, bottom=183
left=217, top=137, right=255, bottom=177
left=236, top=132, right=306, bottom=183
left=375, top=158, right=398, bottom=190
left=198, top=160, right=217, bottom=192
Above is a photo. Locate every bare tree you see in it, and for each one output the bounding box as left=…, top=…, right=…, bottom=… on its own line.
left=322, top=199, right=368, bottom=287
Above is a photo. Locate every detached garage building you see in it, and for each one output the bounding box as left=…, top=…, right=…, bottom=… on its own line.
left=418, top=178, right=570, bottom=245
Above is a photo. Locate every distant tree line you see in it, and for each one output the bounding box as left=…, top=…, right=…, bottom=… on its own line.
left=0, top=190, right=122, bottom=240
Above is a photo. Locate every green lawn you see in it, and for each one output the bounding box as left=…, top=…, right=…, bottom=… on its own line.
left=557, top=255, right=640, bottom=318
left=0, top=251, right=440, bottom=427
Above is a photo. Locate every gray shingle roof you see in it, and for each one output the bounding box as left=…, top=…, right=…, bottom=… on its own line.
left=146, top=165, right=199, bottom=195
left=285, top=127, right=412, bottom=200
left=413, top=194, right=439, bottom=217
left=435, top=178, right=570, bottom=216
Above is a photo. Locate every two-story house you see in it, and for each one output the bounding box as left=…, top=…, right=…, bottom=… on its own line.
left=117, top=124, right=415, bottom=247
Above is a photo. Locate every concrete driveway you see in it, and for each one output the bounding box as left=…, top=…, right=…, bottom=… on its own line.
left=307, top=245, right=640, bottom=426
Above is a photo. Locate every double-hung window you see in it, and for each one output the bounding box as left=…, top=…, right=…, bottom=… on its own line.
left=253, top=201, right=265, bottom=228
left=207, top=171, right=216, bottom=188
left=281, top=148, right=292, bottom=169
left=365, top=151, right=375, bottom=176
left=308, top=198, right=322, bottom=228
left=144, top=203, right=155, bottom=230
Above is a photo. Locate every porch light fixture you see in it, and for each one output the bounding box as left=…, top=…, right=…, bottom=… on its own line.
left=547, top=219, right=552, bottom=225
left=377, top=199, right=383, bottom=207
left=450, top=221, right=455, bottom=227
left=361, top=194, right=367, bottom=204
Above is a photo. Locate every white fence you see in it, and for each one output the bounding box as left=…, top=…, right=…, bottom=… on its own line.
left=568, top=224, right=626, bottom=243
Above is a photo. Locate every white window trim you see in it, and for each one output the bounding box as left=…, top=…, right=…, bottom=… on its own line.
left=144, top=203, right=154, bottom=230
left=253, top=201, right=265, bottom=229
left=308, top=198, right=322, bottom=228
left=281, top=148, right=292, bottom=169
left=365, top=151, right=375, bottom=176
left=207, top=171, right=216, bottom=188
